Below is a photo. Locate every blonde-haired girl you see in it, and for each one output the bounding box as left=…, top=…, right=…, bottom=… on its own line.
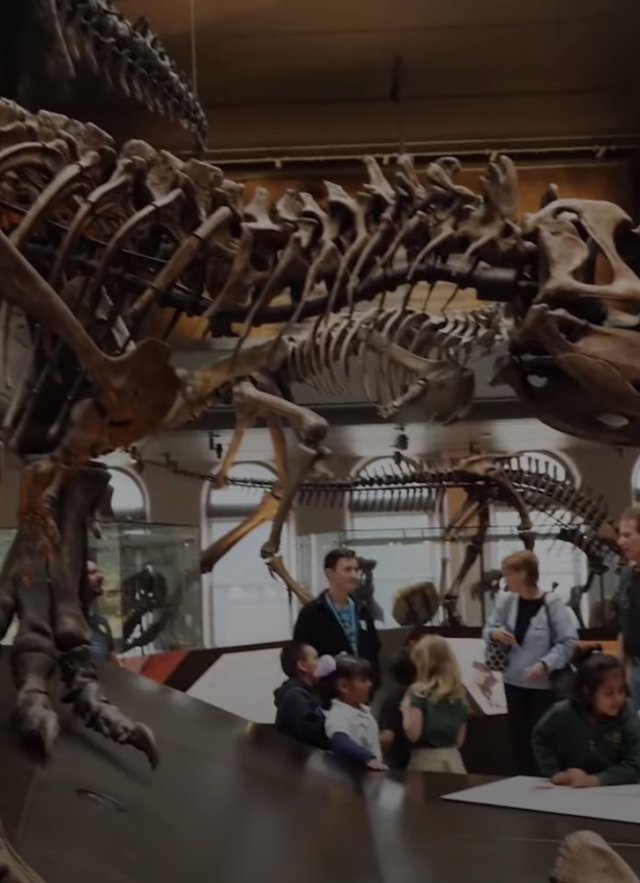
left=401, top=635, right=468, bottom=773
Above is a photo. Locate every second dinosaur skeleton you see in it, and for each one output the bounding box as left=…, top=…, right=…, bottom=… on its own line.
left=210, top=451, right=619, bottom=624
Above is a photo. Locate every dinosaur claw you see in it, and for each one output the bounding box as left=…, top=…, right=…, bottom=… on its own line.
left=12, top=691, right=60, bottom=757
left=129, top=722, right=159, bottom=769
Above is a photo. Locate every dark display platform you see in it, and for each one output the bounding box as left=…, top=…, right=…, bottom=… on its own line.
left=2, top=654, right=640, bottom=883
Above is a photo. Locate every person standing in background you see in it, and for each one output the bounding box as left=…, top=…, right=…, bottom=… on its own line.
left=378, top=626, right=428, bottom=768
left=293, top=548, right=381, bottom=690
left=612, top=507, right=640, bottom=711
left=85, top=560, right=116, bottom=662
left=482, top=550, right=577, bottom=775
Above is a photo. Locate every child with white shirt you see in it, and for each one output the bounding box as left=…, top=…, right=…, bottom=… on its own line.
left=324, top=656, right=387, bottom=771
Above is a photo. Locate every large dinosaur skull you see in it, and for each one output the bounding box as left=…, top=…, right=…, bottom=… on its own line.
left=493, top=193, right=640, bottom=444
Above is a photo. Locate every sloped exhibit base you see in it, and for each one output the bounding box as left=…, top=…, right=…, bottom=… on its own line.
left=2, top=654, right=640, bottom=883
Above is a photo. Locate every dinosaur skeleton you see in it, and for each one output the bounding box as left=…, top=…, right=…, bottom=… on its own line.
left=0, top=0, right=207, bottom=153
left=0, top=81, right=632, bottom=770
left=211, top=452, right=619, bottom=624
left=0, top=98, right=522, bottom=760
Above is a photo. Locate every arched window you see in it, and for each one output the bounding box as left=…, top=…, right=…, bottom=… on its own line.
left=107, top=468, right=148, bottom=521
left=203, top=462, right=296, bottom=647
left=345, top=456, right=444, bottom=627
left=631, top=455, right=640, bottom=504
left=490, top=451, right=587, bottom=623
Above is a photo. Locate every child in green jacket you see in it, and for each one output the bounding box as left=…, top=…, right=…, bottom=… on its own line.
left=532, top=650, right=640, bottom=788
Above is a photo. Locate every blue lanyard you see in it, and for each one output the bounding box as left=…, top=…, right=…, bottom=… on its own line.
left=326, top=595, right=359, bottom=654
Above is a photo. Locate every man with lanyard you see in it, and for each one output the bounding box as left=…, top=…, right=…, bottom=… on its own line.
left=613, top=507, right=640, bottom=712
left=293, top=548, right=381, bottom=690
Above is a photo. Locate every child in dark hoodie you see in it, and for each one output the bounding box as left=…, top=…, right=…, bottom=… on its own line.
left=274, top=641, right=329, bottom=749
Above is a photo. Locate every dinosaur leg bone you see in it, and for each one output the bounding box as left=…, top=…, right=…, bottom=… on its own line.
left=51, top=463, right=156, bottom=766
left=200, top=491, right=281, bottom=573
left=9, top=554, right=60, bottom=756
left=443, top=504, right=490, bottom=626
left=443, top=496, right=482, bottom=540
left=199, top=406, right=295, bottom=588
left=262, top=412, right=313, bottom=604
left=266, top=555, right=313, bottom=605
left=210, top=406, right=257, bottom=490
left=231, top=381, right=329, bottom=567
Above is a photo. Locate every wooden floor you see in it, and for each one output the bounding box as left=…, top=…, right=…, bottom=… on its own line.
left=1, top=654, right=639, bottom=883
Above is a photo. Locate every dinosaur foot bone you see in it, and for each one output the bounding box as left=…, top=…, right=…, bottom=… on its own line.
left=59, top=648, right=158, bottom=768
left=6, top=462, right=158, bottom=768
left=551, top=831, right=639, bottom=883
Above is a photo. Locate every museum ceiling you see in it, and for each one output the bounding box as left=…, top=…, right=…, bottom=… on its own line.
left=71, top=0, right=640, bottom=158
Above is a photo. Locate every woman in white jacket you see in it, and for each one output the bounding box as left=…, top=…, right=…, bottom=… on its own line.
left=483, top=551, right=578, bottom=775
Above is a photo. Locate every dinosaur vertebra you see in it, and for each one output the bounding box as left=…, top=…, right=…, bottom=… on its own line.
left=0, top=0, right=207, bottom=153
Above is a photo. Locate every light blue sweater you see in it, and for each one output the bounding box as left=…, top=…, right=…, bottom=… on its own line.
left=482, top=591, right=578, bottom=690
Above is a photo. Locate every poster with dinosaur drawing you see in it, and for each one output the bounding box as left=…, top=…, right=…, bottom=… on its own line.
left=446, top=638, right=507, bottom=715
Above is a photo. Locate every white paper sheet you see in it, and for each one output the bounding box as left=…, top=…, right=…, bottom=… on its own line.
left=443, top=776, right=640, bottom=824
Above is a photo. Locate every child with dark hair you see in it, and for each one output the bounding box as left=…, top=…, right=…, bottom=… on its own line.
left=377, top=627, right=428, bottom=768
left=324, top=655, right=387, bottom=770
left=274, top=641, right=329, bottom=749
left=532, top=648, right=640, bottom=787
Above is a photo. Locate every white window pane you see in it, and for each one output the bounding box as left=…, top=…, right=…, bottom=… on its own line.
left=108, top=469, right=147, bottom=519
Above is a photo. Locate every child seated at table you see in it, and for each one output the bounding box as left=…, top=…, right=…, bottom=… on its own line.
left=401, top=635, right=468, bottom=773
left=274, top=641, right=331, bottom=749
left=532, top=649, right=640, bottom=787
left=324, top=655, right=387, bottom=771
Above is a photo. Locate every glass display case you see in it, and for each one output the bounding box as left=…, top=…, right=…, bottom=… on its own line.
left=89, top=522, right=204, bottom=656
left=0, top=522, right=203, bottom=654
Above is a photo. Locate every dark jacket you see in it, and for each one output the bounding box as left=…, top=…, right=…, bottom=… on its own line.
left=532, top=699, right=640, bottom=786
left=377, top=648, right=417, bottom=769
left=274, top=679, right=328, bottom=749
left=293, top=591, right=381, bottom=686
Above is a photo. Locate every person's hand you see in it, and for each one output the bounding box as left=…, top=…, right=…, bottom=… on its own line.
left=491, top=628, right=515, bottom=645
left=565, top=768, right=599, bottom=788
left=400, top=696, right=410, bottom=714
left=525, top=662, right=547, bottom=682
left=366, top=759, right=388, bottom=771
left=551, top=771, right=570, bottom=786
